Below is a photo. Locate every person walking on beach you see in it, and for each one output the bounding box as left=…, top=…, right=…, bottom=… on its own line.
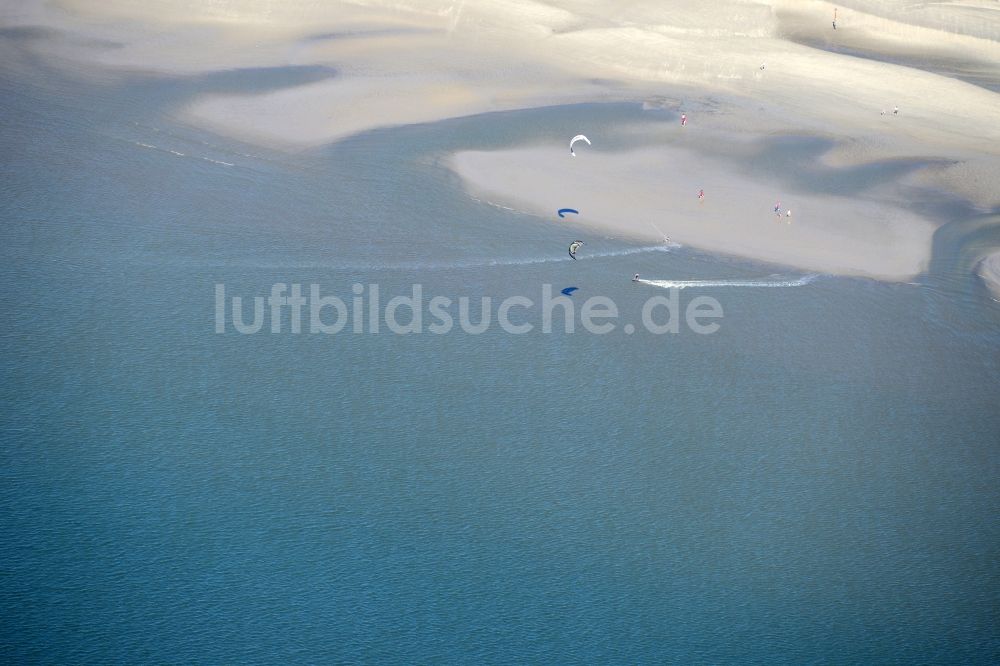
left=893, top=105, right=899, bottom=115
left=774, top=201, right=782, bottom=217
left=681, top=114, right=687, bottom=126
left=698, top=188, right=705, bottom=203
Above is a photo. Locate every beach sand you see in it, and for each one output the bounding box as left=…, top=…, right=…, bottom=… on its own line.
left=4, top=0, right=998, bottom=280
left=450, top=142, right=936, bottom=279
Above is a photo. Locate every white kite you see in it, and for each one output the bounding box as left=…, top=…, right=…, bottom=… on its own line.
left=569, top=134, right=591, bottom=157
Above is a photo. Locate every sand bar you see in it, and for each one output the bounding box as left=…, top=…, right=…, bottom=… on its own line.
left=451, top=143, right=937, bottom=279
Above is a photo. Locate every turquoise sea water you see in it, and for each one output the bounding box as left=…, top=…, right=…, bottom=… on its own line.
left=2, top=58, right=999, bottom=663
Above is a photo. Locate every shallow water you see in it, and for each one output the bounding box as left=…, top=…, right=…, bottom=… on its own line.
left=1, top=54, right=999, bottom=664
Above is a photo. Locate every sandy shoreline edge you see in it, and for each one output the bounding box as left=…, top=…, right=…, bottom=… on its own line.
left=448, top=139, right=938, bottom=280
left=978, top=253, right=1000, bottom=300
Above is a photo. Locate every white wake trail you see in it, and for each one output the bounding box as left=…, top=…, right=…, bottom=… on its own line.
left=637, top=274, right=820, bottom=289
left=209, top=243, right=680, bottom=271
left=377, top=243, right=678, bottom=271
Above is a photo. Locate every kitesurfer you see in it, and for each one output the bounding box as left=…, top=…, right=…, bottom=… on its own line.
left=568, top=240, right=584, bottom=260
left=633, top=274, right=640, bottom=282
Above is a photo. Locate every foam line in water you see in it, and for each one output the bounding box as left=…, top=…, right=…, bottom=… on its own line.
left=470, top=195, right=531, bottom=216
left=200, top=157, right=235, bottom=167
left=133, top=141, right=233, bottom=167
left=637, top=274, right=819, bottom=289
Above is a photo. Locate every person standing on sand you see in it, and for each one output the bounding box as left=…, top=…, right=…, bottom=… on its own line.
left=774, top=201, right=782, bottom=217
left=833, top=7, right=837, bottom=29
left=893, top=105, right=899, bottom=115
left=698, top=189, right=705, bottom=203
left=681, top=114, right=687, bottom=126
